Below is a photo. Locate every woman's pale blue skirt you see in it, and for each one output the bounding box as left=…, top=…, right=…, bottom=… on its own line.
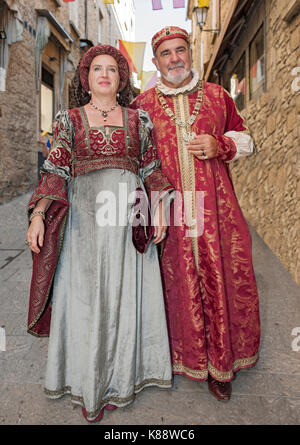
left=44, top=169, right=172, bottom=420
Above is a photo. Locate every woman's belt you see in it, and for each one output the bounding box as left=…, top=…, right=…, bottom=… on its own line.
left=73, top=157, right=139, bottom=177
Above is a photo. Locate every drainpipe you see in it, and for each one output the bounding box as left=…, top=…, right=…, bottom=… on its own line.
left=85, top=0, right=88, bottom=39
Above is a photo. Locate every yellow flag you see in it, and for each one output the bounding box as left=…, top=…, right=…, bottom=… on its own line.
left=198, top=0, right=209, bottom=7
left=141, top=71, right=158, bottom=92
left=104, top=0, right=114, bottom=4
left=119, top=41, right=146, bottom=81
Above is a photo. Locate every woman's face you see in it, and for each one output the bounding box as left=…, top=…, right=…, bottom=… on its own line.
left=88, top=54, right=120, bottom=98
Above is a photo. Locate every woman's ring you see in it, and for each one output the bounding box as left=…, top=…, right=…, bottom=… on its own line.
left=25, top=240, right=32, bottom=247
left=201, top=149, right=206, bottom=156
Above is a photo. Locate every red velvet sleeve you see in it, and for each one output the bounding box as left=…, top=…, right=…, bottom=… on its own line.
left=138, top=110, right=174, bottom=209
left=28, top=110, right=73, bottom=211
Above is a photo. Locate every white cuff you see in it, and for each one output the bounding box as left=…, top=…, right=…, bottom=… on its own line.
left=224, top=131, right=254, bottom=162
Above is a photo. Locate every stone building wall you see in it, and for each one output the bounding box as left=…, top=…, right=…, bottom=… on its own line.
left=187, top=0, right=300, bottom=285
left=0, top=0, right=126, bottom=204
left=188, top=0, right=232, bottom=76
left=230, top=0, right=300, bottom=285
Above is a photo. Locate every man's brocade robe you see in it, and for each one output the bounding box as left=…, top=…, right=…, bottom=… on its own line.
left=131, top=78, right=260, bottom=382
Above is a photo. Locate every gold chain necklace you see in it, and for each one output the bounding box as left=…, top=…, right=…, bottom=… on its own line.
left=89, top=101, right=118, bottom=122
left=155, top=81, right=204, bottom=143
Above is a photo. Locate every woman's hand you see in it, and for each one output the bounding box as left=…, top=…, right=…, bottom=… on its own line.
left=26, top=216, right=45, bottom=254
left=153, top=200, right=168, bottom=244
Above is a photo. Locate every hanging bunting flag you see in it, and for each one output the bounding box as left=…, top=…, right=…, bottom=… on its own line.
left=141, top=71, right=158, bottom=92
left=198, top=0, right=209, bottom=6
left=173, top=0, right=185, bottom=8
left=104, top=0, right=114, bottom=4
left=119, top=41, right=146, bottom=81
left=152, top=0, right=163, bottom=10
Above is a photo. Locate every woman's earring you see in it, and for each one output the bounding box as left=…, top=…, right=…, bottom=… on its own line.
left=117, top=92, right=120, bottom=99
left=88, top=90, right=91, bottom=96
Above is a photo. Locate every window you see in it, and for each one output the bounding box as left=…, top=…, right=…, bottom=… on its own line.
left=249, top=25, right=265, bottom=100
left=230, top=53, right=246, bottom=111
left=40, top=67, right=54, bottom=133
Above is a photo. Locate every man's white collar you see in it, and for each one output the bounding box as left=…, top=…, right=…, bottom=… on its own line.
left=155, top=69, right=200, bottom=96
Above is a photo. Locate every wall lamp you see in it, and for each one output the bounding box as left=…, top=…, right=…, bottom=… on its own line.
left=193, top=0, right=220, bottom=32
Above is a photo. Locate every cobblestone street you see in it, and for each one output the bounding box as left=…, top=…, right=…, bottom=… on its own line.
left=0, top=192, right=299, bottom=425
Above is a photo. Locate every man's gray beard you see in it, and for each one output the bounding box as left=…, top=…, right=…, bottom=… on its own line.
left=161, top=68, right=191, bottom=86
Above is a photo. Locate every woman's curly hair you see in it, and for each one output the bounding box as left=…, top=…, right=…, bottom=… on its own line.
left=70, top=62, right=136, bottom=109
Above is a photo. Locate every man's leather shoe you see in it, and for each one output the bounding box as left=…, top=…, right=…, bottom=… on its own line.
left=208, top=374, right=232, bottom=401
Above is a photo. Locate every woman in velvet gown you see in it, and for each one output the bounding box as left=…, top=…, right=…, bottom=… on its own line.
left=26, top=45, right=173, bottom=422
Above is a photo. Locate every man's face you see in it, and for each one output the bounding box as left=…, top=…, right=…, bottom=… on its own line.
left=152, top=38, right=192, bottom=86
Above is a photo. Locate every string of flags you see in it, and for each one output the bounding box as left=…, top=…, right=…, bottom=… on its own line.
left=152, top=0, right=185, bottom=9
left=63, top=1, right=186, bottom=8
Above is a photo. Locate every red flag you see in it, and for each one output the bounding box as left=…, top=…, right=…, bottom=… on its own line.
left=119, top=40, right=137, bottom=74
left=152, top=0, right=163, bottom=10
left=173, top=0, right=185, bottom=7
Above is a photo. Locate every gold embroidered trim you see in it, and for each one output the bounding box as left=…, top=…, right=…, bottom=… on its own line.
left=173, top=354, right=259, bottom=381
left=44, top=378, right=172, bottom=419
left=173, top=94, right=199, bottom=272
left=73, top=158, right=139, bottom=177
left=80, top=107, right=92, bottom=158
left=232, top=355, right=259, bottom=371
left=173, top=364, right=208, bottom=379
left=28, top=194, right=68, bottom=211
left=27, top=210, right=69, bottom=333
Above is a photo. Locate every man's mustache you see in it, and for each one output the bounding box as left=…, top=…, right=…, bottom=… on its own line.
left=168, top=63, right=185, bottom=71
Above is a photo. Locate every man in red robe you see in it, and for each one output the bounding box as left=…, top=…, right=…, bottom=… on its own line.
left=131, top=27, right=260, bottom=401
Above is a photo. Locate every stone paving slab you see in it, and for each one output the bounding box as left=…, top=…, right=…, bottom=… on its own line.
left=118, top=386, right=300, bottom=425
left=1, top=381, right=298, bottom=426
left=0, top=192, right=300, bottom=425
left=174, top=371, right=300, bottom=399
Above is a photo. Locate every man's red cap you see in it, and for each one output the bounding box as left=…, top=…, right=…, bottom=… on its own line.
left=152, top=26, right=190, bottom=54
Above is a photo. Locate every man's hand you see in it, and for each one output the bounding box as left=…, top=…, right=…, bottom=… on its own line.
left=187, top=134, right=218, bottom=160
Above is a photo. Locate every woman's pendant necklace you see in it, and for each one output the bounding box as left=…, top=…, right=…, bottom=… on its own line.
left=89, top=101, right=118, bottom=122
